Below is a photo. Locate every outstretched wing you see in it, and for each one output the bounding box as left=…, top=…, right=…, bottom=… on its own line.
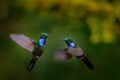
left=54, top=48, right=72, bottom=61
left=67, top=46, right=84, bottom=56
left=9, top=34, right=34, bottom=52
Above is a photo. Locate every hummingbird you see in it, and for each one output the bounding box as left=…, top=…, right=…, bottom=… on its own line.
left=9, top=33, right=48, bottom=71
left=54, top=37, right=94, bottom=70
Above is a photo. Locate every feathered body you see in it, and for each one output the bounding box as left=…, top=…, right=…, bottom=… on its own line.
left=55, top=37, right=94, bottom=70
left=9, top=33, right=48, bottom=71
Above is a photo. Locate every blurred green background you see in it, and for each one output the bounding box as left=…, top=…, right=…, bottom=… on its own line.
left=0, top=0, right=120, bottom=80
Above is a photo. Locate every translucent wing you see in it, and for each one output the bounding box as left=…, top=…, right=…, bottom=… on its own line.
left=67, top=46, right=84, bottom=56
left=9, top=34, right=34, bottom=52
left=54, top=49, right=72, bottom=61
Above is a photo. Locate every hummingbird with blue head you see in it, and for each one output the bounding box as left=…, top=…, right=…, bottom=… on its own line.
left=9, top=33, right=48, bottom=71
left=54, top=37, right=94, bottom=70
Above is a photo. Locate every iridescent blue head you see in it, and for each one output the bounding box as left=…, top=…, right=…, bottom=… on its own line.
left=64, top=37, right=76, bottom=48
left=38, top=33, right=48, bottom=47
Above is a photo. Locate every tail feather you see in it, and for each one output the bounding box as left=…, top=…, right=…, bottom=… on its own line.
left=27, top=58, right=37, bottom=71
left=82, top=57, right=94, bottom=70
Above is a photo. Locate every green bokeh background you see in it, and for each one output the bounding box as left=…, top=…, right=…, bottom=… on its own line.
left=0, top=0, right=120, bottom=80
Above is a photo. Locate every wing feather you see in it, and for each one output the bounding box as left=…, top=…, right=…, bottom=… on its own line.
left=54, top=49, right=72, bottom=60
left=67, top=46, right=84, bottom=56
left=9, top=34, right=34, bottom=52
